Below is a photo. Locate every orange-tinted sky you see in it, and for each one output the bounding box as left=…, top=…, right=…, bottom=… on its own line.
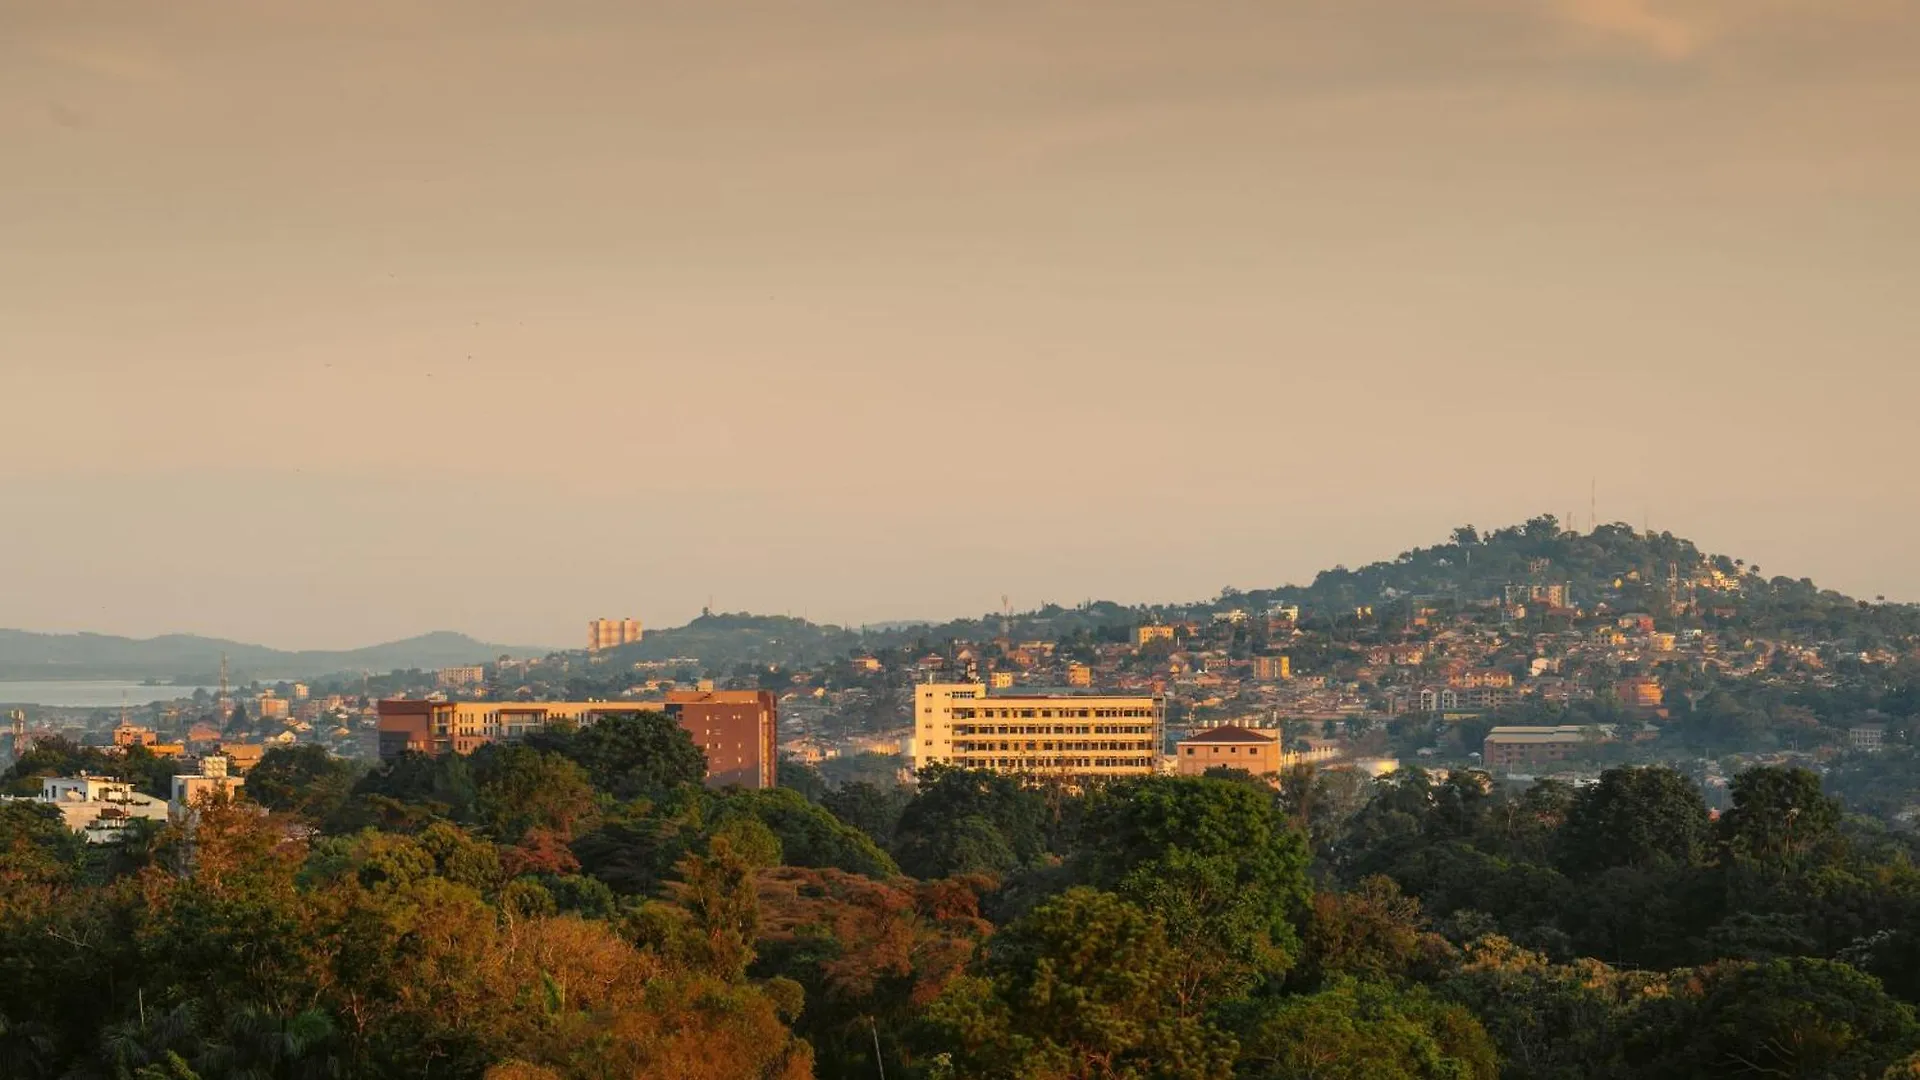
left=2, top=1, right=1916, bottom=649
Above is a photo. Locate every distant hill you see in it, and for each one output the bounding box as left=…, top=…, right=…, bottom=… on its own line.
left=0, top=629, right=551, bottom=681
left=599, top=517, right=1920, bottom=670
left=610, top=614, right=873, bottom=670
left=22, top=518, right=1911, bottom=682
left=607, top=603, right=1165, bottom=671
left=1271, top=517, right=1919, bottom=638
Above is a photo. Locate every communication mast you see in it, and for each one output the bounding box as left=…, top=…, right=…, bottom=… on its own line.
left=216, top=652, right=232, bottom=717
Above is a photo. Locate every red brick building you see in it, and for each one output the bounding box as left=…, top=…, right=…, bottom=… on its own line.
left=377, top=693, right=778, bottom=789
left=663, top=690, right=778, bottom=789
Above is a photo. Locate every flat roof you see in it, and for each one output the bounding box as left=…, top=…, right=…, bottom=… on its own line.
left=973, top=693, right=1161, bottom=702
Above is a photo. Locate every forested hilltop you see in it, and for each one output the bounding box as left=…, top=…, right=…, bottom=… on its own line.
left=6, top=720, right=1920, bottom=1078
left=610, top=517, right=1920, bottom=670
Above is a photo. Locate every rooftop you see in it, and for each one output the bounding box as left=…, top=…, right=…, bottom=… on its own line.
left=1485, top=732, right=1589, bottom=745
left=1180, top=725, right=1279, bottom=745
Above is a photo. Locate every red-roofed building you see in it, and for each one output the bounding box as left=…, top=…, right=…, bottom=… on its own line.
left=1176, top=726, right=1282, bottom=777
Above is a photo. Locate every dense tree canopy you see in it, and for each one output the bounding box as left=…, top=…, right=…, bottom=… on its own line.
left=4, top=730, right=1920, bottom=1080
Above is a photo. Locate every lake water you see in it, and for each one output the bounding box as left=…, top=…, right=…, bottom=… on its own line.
left=0, top=680, right=218, bottom=708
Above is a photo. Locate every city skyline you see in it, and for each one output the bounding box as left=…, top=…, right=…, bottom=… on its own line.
left=4, top=0, right=1917, bottom=649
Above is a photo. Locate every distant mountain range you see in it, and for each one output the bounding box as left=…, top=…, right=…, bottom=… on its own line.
left=0, top=630, right=551, bottom=682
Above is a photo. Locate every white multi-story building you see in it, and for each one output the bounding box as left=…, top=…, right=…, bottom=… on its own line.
left=913, top=681, right=1164, bottom=779
left=36, top=775, right=170, bottom=842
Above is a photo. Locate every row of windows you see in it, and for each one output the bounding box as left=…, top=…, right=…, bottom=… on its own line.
left=953, top=724, right=1153, bottom=737
left=978, top=757, right=1155, bottom=770
left=955, top=741, right=1155, bottom=754
left=950, top=707, right=1156, bottom=720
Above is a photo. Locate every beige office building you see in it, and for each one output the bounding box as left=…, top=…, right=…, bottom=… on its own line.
left=587, top=618, right=644, bottom=651
left=913, top=682, right=1163, bottom=779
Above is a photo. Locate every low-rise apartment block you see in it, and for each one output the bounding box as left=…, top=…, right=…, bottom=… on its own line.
left=1482, top=725, right=1606, bottom=772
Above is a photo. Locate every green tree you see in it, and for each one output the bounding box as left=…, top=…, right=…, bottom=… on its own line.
left=572, top=803, right=697, bottom=897
left=2, top=735, right=113, bottom=796
left=469, top=744, right=600, bottom=847
left=895, top=766, right=1048, bottom=880
left=527, top=711, right=707, bottom=800
left=351, top=751, right=478, bottom=824
left=1079, top=776, right=1312, bottom=1004
left=246, top=744, right=361, bottom=821
left=1557, top=766, right=1710, bottom=878
left=1717, top=765, right=1844, bottom=864
left=0, top=801, right=82, bottom=887
left=1298, top=877, right=1435, bottom=988
left=1436, top=936, right=1655, bottom=1080
left=821, top=780, right=911, bottom=848
left=775, top=759, right=829, bottom=803
left=713, top=787, right=899, bottom=878
left=924, top=887, right=1235, bottom=1080
left=666, top=837, right=762, bottom=981
left=1628, top=957, right=1920, bottom=1079
left=1231, top=978, right=1498, bottom=1080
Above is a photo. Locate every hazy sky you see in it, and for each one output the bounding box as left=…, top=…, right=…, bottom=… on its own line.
left=2, top=1, right=1917, bottom=649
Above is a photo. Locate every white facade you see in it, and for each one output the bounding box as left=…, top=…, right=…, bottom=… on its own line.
left=170, top=755, right=245, bottom=820
left=35, top=775, right=170, bottom=842
left=913, top=681, right=1164, bottom=779
left=913, top=682, right=986, bottom=768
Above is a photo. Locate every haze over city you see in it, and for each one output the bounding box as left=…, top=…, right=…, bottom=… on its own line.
left=4, top=0, right=1916, bottom=649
